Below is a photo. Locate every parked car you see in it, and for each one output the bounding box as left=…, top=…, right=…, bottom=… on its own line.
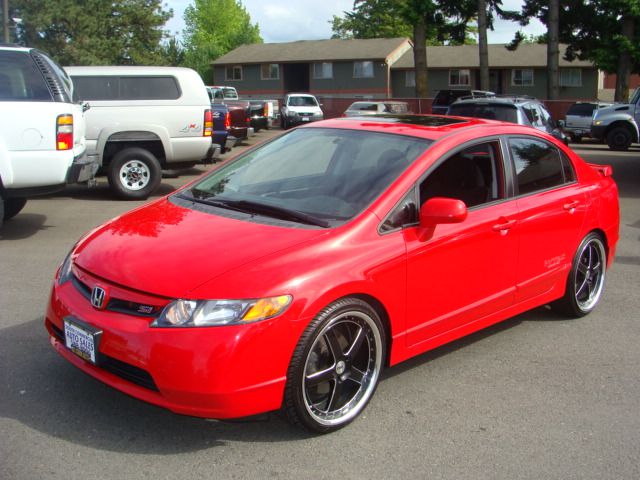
left=448, top=95, right=569, bottom=144
left=0, top=45, right=98, bottom=228
left=46, top=115, right=619, bottom=434
left=431, top=89, right=494, bottom=115
left=67, top=66, right=216, bottom=199
left=591, top=88, right=640, bottom=150
left=207, top=86, right=276, bottom=133
left=280, top=93, right=323, bottom=129
left=210, top=103, right=236, bottom=154
left=563, top=101, right=611, bottom=142
left=343, top=101, right=411, bottom=116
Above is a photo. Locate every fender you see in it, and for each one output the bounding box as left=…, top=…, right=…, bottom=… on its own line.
left=594, top=111, right=640, bottom=141
left=93, top=124, right=171, bottom=164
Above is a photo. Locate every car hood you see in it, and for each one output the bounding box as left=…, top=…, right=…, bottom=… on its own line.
left=73, top=198, right=330, bottom=298
left=287, top=105, right=322, bottom=114
left=593, top=103, right=632, bottom=119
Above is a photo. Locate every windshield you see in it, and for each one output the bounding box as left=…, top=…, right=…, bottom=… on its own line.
left=448, top=103, right=519, bottom=123
left=288, top=96, right=318, bottom=107
left=180, top=128, right=431, bottom=226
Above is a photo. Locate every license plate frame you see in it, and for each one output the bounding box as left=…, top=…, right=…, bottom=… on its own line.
left=63, top=317, right=102, bottom=365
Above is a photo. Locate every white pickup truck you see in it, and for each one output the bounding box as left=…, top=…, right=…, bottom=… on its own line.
left=66, top=66, right=217, bottom=199
left=0, top=46, right=97, bottom=228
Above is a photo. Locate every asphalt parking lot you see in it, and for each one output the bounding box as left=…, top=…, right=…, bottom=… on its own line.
left=1, top=133, right=639, bottom=480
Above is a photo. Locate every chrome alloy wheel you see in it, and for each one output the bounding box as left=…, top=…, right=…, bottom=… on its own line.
left=119, top=159, right=151, bottom=191
left=302, top=311, right=382, bottom=427
left=574, top=237, right=606, bottom=312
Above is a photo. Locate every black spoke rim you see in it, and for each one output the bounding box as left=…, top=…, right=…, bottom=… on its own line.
left=302, top=311, right=382, bottom=426
left=574, top=239, right=606, bottom=311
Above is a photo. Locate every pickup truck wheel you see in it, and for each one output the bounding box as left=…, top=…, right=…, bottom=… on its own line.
left=606, top=126, right=632, bottom=151
left=3, top=197, right=27, bottom=220
left=108, top=148, right=162, bottom=200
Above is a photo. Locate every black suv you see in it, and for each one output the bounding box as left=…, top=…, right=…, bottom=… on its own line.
left=431, top=89, right=494, bottom=115
left=447, top=95, right=568, bottom=144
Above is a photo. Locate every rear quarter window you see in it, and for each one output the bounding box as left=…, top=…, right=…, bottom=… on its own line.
left=0, top=51, right=52, bottom=101
left=72, top=76, right=181, bottom=101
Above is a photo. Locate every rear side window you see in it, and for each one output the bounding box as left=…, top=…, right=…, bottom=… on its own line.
left=566, top=103, right=596, bottom=116
left=509, top=137, right=567, bottom=195
left=72, top=76, right=181, bottom=101
left=0, top=51, right=52, bottom=101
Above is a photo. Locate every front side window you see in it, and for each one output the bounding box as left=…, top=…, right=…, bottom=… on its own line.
left=512, top=69, right=534, bottom=86
left=261, top=63, right=279, bottom=80
left=179, top=128, right=432, bottom=226
left=225, top=65, right=242, bottom=81
left=509, top=137, right=567, bottom=195
left=313, top=62, right=333, bottom=79
left=449, top=69, right=471, bottom=87
left=560, top=68, right=582, bottom=87
left=420, top=141, right=505, bottom=209
left=354, top=61, right=374, bottom=78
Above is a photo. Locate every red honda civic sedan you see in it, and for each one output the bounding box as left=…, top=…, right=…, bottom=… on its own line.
left=46, top=115, right=619, bottom=433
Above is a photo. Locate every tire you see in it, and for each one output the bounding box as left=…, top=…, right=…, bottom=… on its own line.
left=551, top=232, right=607, bottom=317
left=107, top=148, right=162, bottom=200
left=284, top=297, right=385, bottom=433
left=0, top=197, right=4, bottom=229
left=281, top=116, right=288, bottom=130
left=606, top=126, right=632, bottom=151
left=3, top=197, right=27, bottom=220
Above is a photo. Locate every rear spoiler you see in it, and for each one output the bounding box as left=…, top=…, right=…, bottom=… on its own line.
left=588, top=163, right=613, bottom=177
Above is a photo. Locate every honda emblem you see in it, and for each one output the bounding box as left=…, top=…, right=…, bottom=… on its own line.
left=91, top=286, right=108, bottom=310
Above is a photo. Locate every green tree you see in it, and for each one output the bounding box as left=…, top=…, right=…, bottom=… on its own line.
left=182, top=0, right=262, bottom=82
left=161, top=37, right=186, bottom=67
left=10, top=0, right=171, bottom=65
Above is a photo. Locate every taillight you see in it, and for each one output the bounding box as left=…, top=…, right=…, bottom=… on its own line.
left=56, top=114, right=73, bottom=150
left=246, top=116, right=250, bottom=126
left=225, top=112, right=231, bottom=129
left=203, top=109, right=213, bottom=137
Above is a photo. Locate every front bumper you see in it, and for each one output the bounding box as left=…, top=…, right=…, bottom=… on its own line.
left=66, top=152, right=100, bottom=184
left=591, top=124, right=606, bottom=141
left=45, top=277, right=298, bottom=419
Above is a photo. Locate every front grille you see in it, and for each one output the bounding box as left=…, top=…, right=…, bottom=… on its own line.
left=72, top=275, right=162, bottom=317
left=48, top=320, right=159, bottom=392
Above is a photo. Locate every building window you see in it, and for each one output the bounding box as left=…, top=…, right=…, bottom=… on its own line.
left=512, top=69, right=534, bottom=86
left=260, top=63, right=279, bottom=80
left=313, top=62, right=333, bottom=79
left=449, top=69, right=471, bottom=86
left=354, top=61, right=374, bottom=78
left=405, top=70, right=416, bottom=87
left=225, top=65, right=243, bottom=81
left=560, top=68, right=582, bottom=87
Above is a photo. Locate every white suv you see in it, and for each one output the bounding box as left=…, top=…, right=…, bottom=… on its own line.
left=0, top=46, right=97, bottom=227
left=66, top=66, right=216, bottom=199
left=280, top=93, right=324, bottom=129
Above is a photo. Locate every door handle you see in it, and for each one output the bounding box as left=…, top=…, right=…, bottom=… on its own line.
left=563, top=200, right=580, bottom=212
left=492, top=219, right=517, bottom=232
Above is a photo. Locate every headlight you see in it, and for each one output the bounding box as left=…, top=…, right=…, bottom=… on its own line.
left=593, top=120, right=602, bottom=126
left=58, top=250, right=74, bottom=284
left=152, top=295, right=292, bottom=328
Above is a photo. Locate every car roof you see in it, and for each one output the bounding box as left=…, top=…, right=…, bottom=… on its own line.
left=303, top=114, right=532, bottom=141
left=64, top=66, right=197, bottom=75
left=0, top=44, right=32, bottom=52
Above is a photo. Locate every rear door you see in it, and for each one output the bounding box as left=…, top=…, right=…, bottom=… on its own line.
left=507, top=136, right=588, bottom=301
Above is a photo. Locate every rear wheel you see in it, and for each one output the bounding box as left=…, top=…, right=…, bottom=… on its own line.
left=3, top=197, right=27, bottom=221
left=606, top=126, right=633, bottom=151
left=108, top=148, right=162, bottom=200
left=552, top=232, right=607, bottom=317
left=284, top=298, right=385, bottom=433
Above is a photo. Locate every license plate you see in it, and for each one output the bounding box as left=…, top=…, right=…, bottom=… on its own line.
left=301, top=117, right=310, bottom=121
left=64, top=318, right=101, bottom=364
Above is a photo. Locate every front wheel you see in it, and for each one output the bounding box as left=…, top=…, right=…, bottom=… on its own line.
left=551, top=232, right=607, bottom=317
left=606, top=126, right=632, bottom=151
left=284, top=298, right=385, bottom=433
left=107, top=148, right=162, bottom=200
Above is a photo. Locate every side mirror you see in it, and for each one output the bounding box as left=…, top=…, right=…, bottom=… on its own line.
left=420, top=197, right=467, bottom=228
left=82, top=102, right=91, bottom=113
left=557, top=119, right=565, bottom=128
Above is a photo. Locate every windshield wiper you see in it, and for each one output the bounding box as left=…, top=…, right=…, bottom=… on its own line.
left=179, top=191, right=330, bottom=228
left=231, top=199, right=330, bottom=228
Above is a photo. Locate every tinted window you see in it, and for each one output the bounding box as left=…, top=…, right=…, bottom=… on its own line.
left=0, top=51, right=52, bottom=101
left=185, top=128, right=431, bottom=224
left=72, top=76, right=180, bottom=101
left=509, top=138, right=564, bottom=195
left=566, top=103, right=596, bottom=116
left=420, top=141, right=504, bottom=209
left=449, top=103, right=518, bottom=123
left=560, top=151, right=576, bottom=182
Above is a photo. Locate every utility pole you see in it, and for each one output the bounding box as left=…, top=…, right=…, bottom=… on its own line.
left=2, top=0, right=9, bottom=43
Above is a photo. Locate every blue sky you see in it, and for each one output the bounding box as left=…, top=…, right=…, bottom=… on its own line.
left=164, top=0, right=545, bottom=44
